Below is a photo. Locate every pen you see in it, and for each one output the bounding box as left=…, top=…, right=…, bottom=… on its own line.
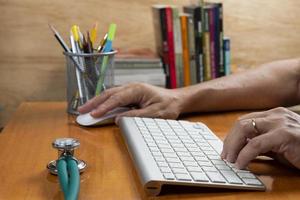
left=97, top=33, right=108, bottom=52
left=95, top=23, right=116, bottom=95
left=71, top=25, right=90, bottom=101
left=70, top=34, right=85, bottom=105
left=90, top=22, right=98, bottom=48
left=50, top=24, right=95, bottom=90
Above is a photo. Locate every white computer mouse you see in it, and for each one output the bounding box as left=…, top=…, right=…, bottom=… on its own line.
left=76, top=107, right=130, bottom=126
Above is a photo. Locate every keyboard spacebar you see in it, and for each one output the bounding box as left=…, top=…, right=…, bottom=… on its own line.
left=207, top=139, right=223, bottom=154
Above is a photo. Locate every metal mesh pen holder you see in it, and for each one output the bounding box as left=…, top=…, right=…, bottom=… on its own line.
left=64, top=50, right=116, bottom=115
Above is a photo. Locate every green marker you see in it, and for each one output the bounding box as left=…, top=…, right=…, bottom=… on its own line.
left=95, top=23, right=116, bottom=95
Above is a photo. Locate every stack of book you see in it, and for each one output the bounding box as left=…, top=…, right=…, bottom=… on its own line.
left=152, top=1, right=231, bottom=89
left=113, top=48, right=166, bottom=87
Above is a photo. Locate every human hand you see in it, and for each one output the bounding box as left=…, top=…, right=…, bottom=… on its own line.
left=221, top=107, right=300, bottom=170
left=78, top=83, right=183, bottom=124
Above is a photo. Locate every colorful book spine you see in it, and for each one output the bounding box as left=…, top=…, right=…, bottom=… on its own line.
left=165, top=7, right=177, bottom=89
left=152, top=5, right=169, bottom=87
left=186, top=14, right=197, bottom=85
left=223, top=37, right=231, bottom=75
left=180, top=14, right=191, bottom=86
left=172, top=7, right=184, bottom=88
left=203, top=7, right=211, bottom=81
left=208, top=6, right=217, bottom=79
left=183, top=6, right=204, bottom=83
left=217, top=3, right=224, bottom=77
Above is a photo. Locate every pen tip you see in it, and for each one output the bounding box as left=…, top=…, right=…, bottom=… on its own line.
left=48, top=23, right=56, bottom=33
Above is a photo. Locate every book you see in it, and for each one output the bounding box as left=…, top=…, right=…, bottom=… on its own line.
left=165, top=7, right=177, bottom=88
left=152, top=5, right=169, bottom=88
left=203, top=6, right=211, bottom=81
left=152, top=5, right=177, bottom=88
left=183, top=5, right=204, bottom=83
left=184, top=11, right=197, bottom=85
left=217, top=3, right=224, bottom=77
left=208, top=5, right=218, bottom=79
left=223, top=37, right=231, bottom=75
left=180, top=14, right=191, bottom=86
left=172, top=7, right=184, bottom=88
left=114, top=73, right=166, bottom=87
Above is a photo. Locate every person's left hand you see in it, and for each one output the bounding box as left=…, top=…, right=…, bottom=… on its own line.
left=221, top=107, right=300, bottom=170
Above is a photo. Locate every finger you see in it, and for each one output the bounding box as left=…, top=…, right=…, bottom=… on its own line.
left=238, top=110, right=269, bottom=120
left=78, top=87, right=121, bottom=114
left=235, top=131, right=284, bottom=169
left=90, top=88, right=140, bottom=118
left=222, top=117, right=265, bottom=163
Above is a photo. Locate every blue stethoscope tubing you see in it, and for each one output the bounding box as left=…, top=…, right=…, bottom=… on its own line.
left=57, top=156, right=80, bottom=200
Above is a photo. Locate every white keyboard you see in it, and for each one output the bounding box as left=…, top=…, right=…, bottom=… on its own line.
left=119, top=117, right=265, bottom=196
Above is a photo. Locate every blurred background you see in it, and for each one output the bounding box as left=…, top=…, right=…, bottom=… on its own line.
left=1, top=0, right=300, bottom=128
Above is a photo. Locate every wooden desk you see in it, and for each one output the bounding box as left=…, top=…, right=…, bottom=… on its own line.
left=0, top=102, right=299, bottom=200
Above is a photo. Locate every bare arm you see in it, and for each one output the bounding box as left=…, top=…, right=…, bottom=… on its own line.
left=177, top=58, right=300, bottom=113
left=79, top=58, right=300, bottom=120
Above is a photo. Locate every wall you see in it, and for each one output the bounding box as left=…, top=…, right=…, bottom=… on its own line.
left=1, top=0, right=300, bottom=127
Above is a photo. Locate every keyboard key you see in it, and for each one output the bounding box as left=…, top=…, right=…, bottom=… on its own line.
left=172, top=168, right=187, bottom=174
left=174, top=147, right=188, bottom=152
left=152, top=151, right=162, bottom=157
left=207, top=155, right=221, bottom=160
left=198, top=161, right=213, bottom=167
left=149, top=147, right=160, bottom=152
left=215, top=164, right=231, bottom=171
left=187, top=166, right=203, bottom=172
left=211, top=160, right=226, bottom=165
left=147, top=142, right=157, bottom=147
left=157, top=161, right=168, bottom=167
left=183, top=161, right=198, bottom=167
left=177, top=152, right=191, bottom=157
left=163, top=173, right=175, bottom=180
left=175, top=173, right=192, bottom=181
left=160, top=167, right=172, bottom=173
left=220, top=171, right=243, bottom=184
left=242, top=178, right=263, bottom=186
left=180, top=157, right=195, bottom=162
left=191, top=152, right=205, bottom=157
left=202, top=166, right=218, bottom=172
left=237, top=173, right=256, bottom=179
left=204, top=150, right=218, bottom=155
left=190, top=172, right=209, bottom=182
left=154, top=156, right=165, bottom=162
left=163, top=152, right=178, bottom=158
left=169, top=162, right=184, bottom=169
left=157, top=143, right=171, bottom=149
left=206, top=172, right=226, bottom=183
left=166, top=157, right=180, bottom=163
left=160, top=148, right=174, bottom=153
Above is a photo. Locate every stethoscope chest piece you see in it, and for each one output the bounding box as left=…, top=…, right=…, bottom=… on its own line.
left=47, top=138, right=87, bottom=175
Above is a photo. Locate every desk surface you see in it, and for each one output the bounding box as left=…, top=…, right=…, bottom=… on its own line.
left=0, top=102, right=299, bottom=200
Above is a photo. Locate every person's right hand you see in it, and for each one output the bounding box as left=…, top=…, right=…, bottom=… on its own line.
left=78, top=83, right=184, bottom=124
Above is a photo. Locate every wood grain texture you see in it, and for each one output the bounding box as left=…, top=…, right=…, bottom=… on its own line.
left=0, top=102, right=300, bottom=199
left=1, top=0, right=300, bottom=127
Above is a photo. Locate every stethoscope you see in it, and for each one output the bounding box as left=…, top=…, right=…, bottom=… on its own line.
left=47, top=138, right=87, bottom=200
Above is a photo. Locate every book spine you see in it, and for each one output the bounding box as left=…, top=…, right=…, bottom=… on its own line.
left=180, top=15, right=191, bottom=86
left=194, top=7, right=204, bottom=83
left=218, top=3, right=224, bottom=77
left=165, top=7, right=177, bottom=89
left=223, top=37, right=231, bottom=75
left=172, top=7, right=184, bottom=88
left=209, top=6, right=217, bottom=79
left=160, top=8, right=170, bottom=88
left=203, top=8, right=211, bottom=81
left=187, top=16, right=197, bottom=85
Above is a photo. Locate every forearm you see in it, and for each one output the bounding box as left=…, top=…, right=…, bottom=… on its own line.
left=176, top=58, right=300, bottom=113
